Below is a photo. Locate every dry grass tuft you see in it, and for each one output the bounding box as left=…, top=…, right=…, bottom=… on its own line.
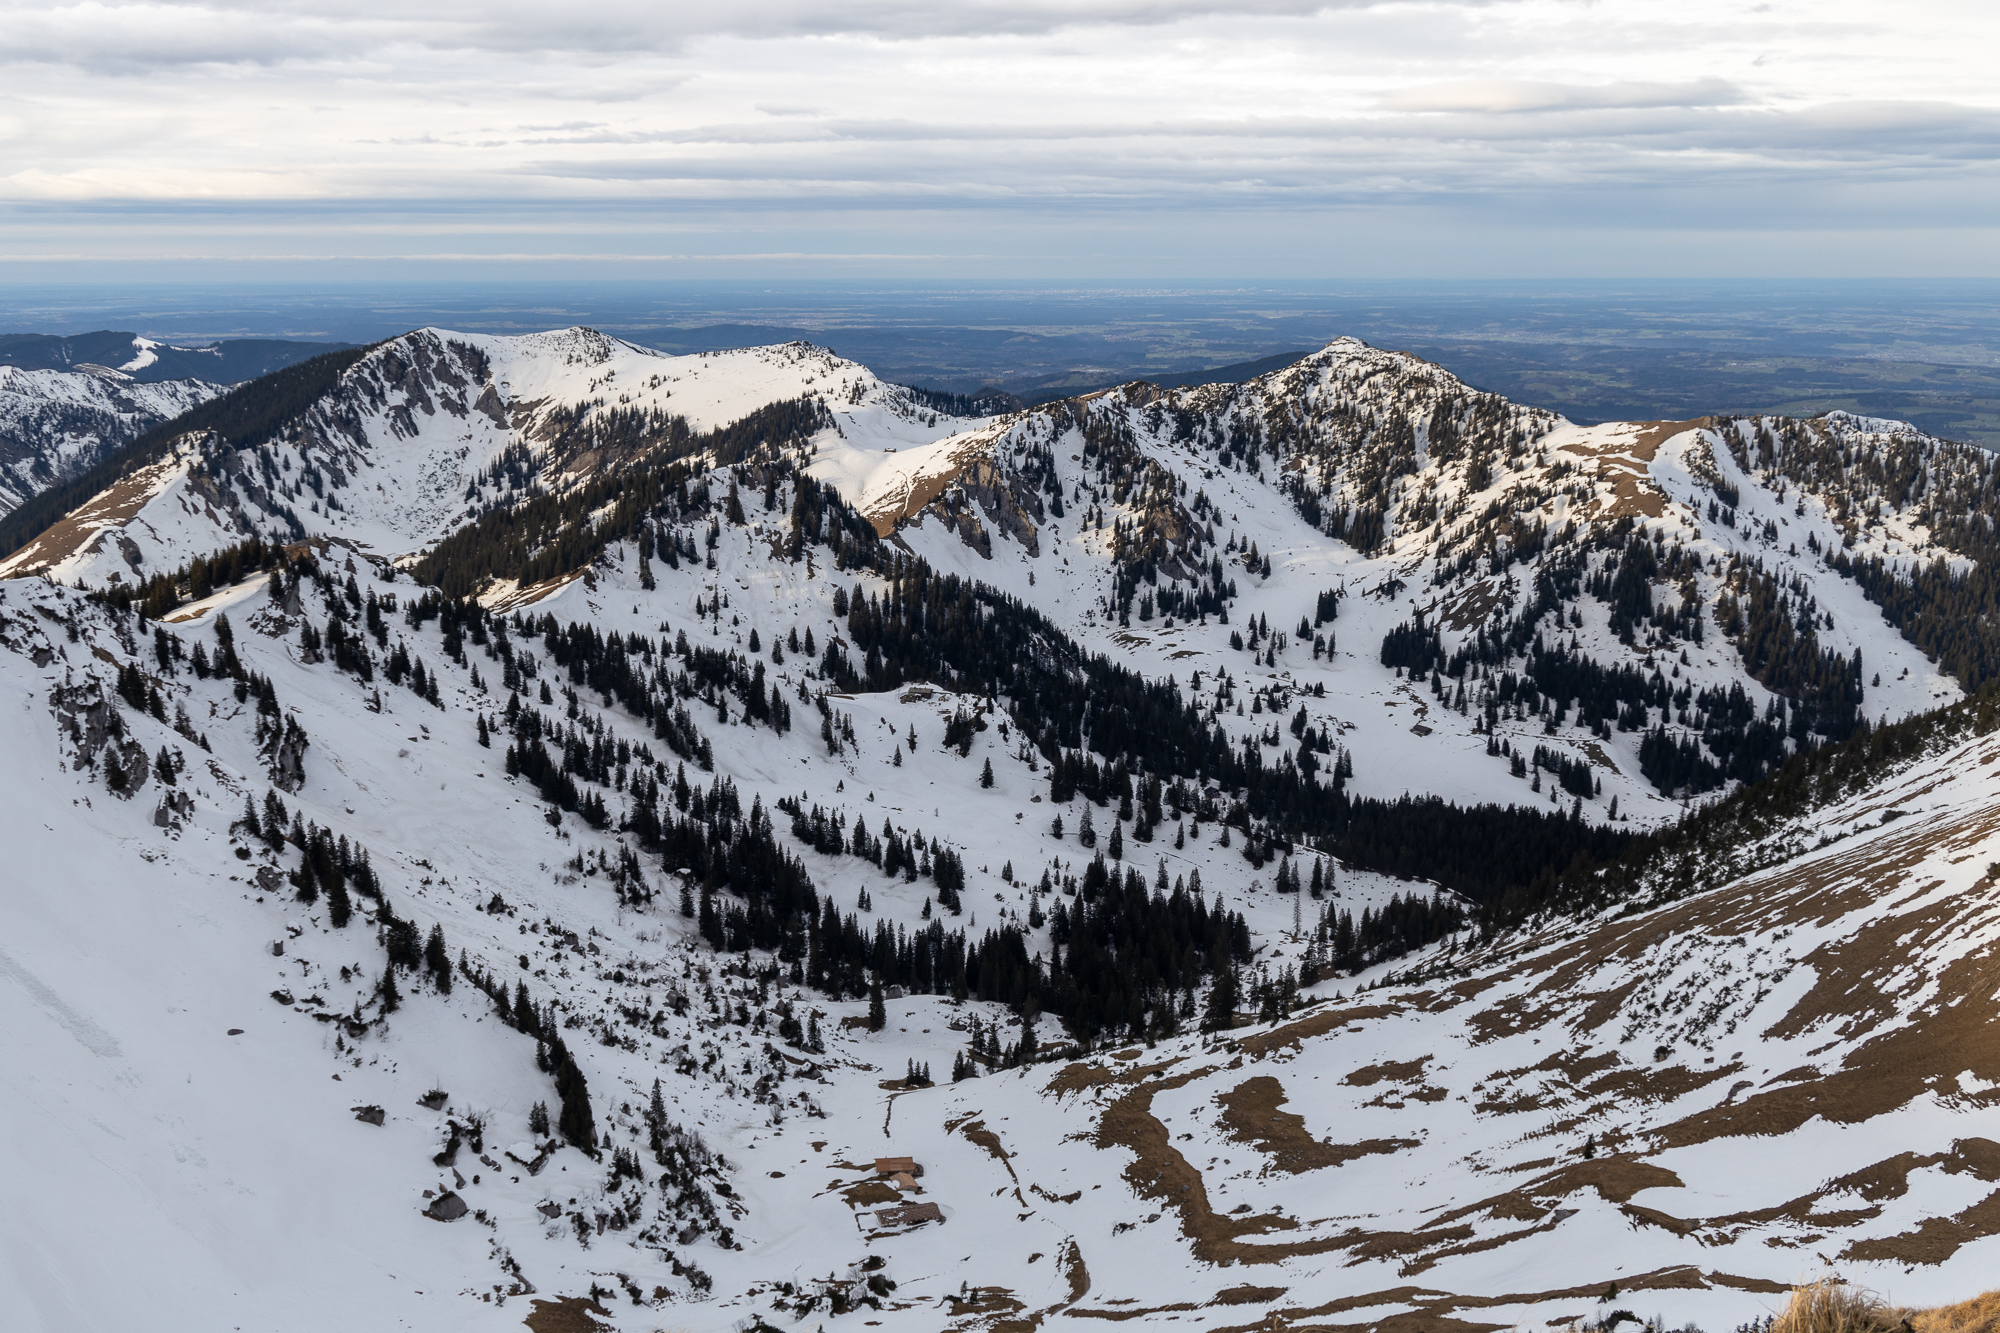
left=1771, top=1282, right=1906, bottom=1333
left=1911, top=1291, right=2000, bottom=1333
left=1771, top=1282, right=2000, bottom=1333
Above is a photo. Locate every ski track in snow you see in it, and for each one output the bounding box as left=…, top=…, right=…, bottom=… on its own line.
left=0, top=948, right=123, bottom=1058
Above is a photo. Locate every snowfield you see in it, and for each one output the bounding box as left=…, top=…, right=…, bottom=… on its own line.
left=5, top=329, right=2000, bottom=1330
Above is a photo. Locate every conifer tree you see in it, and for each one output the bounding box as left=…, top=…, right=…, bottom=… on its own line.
left=327, top=867, right=352, bottom=928
left=262, top=790, right=289, bottom=850
left=1202, top=953, right=1238, bottom=1033
left=647, top=1078, right=668, bottom=1162
left=425, top=924, right=452, bottom=993
left=549, top=1035, right=596, bottom=1152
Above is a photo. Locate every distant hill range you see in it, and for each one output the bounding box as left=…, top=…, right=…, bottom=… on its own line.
left=0, top=330, right=351, bottom=384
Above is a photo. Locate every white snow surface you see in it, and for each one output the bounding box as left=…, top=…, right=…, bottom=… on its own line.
left=5, top=331, right=2000, bottom=1328
left=119, top=335, right=162, bottom=373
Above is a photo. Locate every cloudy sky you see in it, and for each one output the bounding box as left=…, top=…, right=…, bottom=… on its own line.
left=1, top=0, right=1995, bottom=278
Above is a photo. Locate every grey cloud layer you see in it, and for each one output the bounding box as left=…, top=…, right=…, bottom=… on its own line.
left=1378, top=77, right=1749, bottom=114
left=0, top=0, right=1390, bottom=69
left=1, top=0, right=1995, bottom=269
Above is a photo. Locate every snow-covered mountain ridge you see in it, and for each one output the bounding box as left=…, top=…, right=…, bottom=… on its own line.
left=8, top=328, right=2000, bottom=1330
left=1, top=328, right=1980, bottom=824
left=0, top=362, right=224, bottom=517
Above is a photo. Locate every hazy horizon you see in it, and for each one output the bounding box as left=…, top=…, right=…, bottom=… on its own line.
left=4, top=277, right=1997, bottom=443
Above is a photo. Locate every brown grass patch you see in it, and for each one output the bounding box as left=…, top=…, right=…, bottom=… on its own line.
left=1583, top=1060, right=1741, bottom=1106
left=1204, top=1267, right=1737, bottom=1333
left=522, top=1295, right=614, bottom=1332
left=1092, top=1070, right=1339, bottom=1265
left=1425, top=1189, right=1548, bottom=1229
left=952, top=1285, right=1029, bottom=1329
left=961, top=1118, right=1027, bottom=1207
left=1217, top=1075, right=1416, bottom=1173
left=1346, top=1057, right=1430, bottom=1086
left=961, top=1120, right=1017, bottom=1176
left=1060, top=1238, right=1089, bottom=1303
left=1233, top=1003, right=1402, bottom=1057
left=1521, top=1156, right=1684, bottom=1204
left=1556, top=419, right=1698, bottom=522
left=1653, top=882, right=2000, bottom=1153
left=1047, top=1062, right=1122, bottom=1097
left=1709, top=1273, right=1792, bottom=1294
left=1623, top=1204, right=1698, bottom=1236
left=1212, top=1284, right=1288, bottom=1306
left=1840, top=1189, right=2000, bottom=1266
left=842, top=1181, right=902, bottom=1206
left=1419, top=1157, right=1682, bottom=1241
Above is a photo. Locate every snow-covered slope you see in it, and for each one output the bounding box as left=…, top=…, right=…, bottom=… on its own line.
left=5, top=331, right=1970, bottom=827
left=810, top=338, right=1963, bottom=824
left=8, top=329, right=2000, bottom=1330
left=0, top=363, right=222, bottom=516
left=7, top=530, right=2000, bottom=1331
left=0, top=328, right=972, bottom=586
left=838, top=712, right=2000, bottom=1332
left=0, top=534, right=1423, bottom=1330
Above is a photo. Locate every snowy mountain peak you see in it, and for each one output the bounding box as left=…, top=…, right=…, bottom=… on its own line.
left=9, top=328, right=2000, bottom=1327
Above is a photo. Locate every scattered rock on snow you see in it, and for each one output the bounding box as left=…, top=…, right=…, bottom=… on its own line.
left=352, top=1105, right=385, bottom=1126
left=423, top=1191, right=468, bottom=1222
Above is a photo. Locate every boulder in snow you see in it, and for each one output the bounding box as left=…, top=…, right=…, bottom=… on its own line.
left=423, top=1191, right=468, bottom=1222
